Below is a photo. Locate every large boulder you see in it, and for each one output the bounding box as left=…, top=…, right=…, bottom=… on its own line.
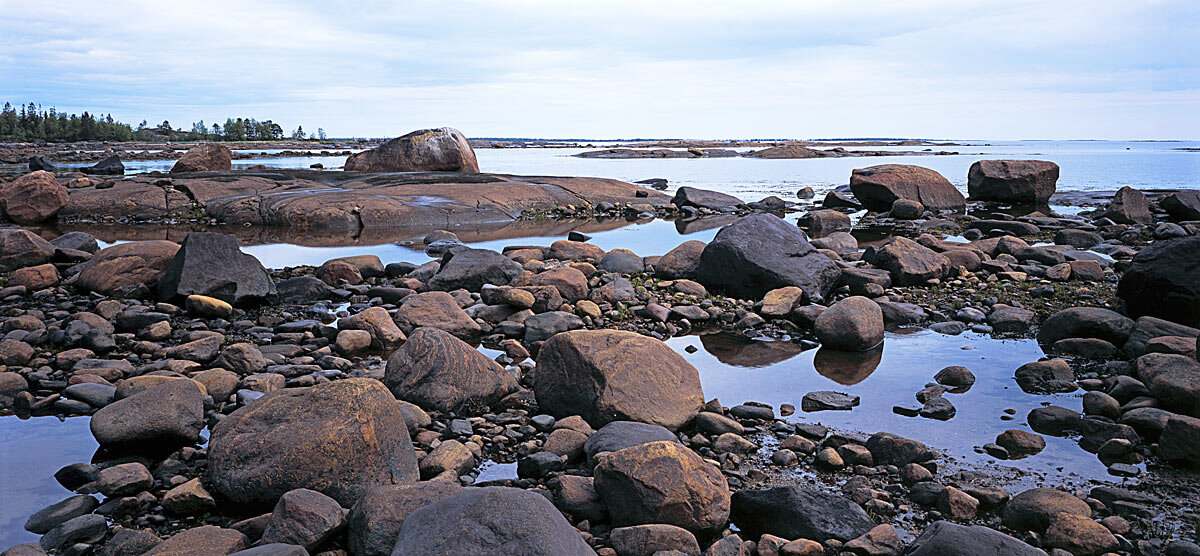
left=347, top=482, right=463, bottom=556
left=1002, top=488, right=1091, bottom=532
left=1036, top=307, right=1135, bottom=347
left=696, top=214, right=841, bottom=302
left=1135, top=353, right=1200, bottom=417
left=170, top=144, right=233, bottom=173
left=1123, top=316, right=1200, bottom=358
left=814, top=296, right=884, bottom=352
left=584, top=421, right=681, bottom=464
left=390, top=487, right=595, bottom=556
left=393, top=291, right=481, bottom=340
left=967, top=160, right=1059, bottom=204
left=1117, top=236, right=1200, bottom=327
left=533, top=329, right=703, bottom=430
left=593, top=441, right=731, bottom=534
left=0, top=170, right=69, bottom=223
left=672, top=186, right=744, bottom=211
left=385, top=327, right=519, bottom=413
left=344, top=128, right=479, bottom=173
left=1158, top=414, right=1200, bottom=464
left=1101, top=186, right=1152, bottom=225
left=655, top=240, right=706, bottom=279
left=208, top=378, right=419, bottom=506
left=0, top=229, right=56, bottom=272
left=870, top=236, right=949, bottom=286
left=848, top=164, right=965, bottom=212
left=1161, top=190, right=1200, bottom=221
left=74, top=240, right=180, bottom=296
left=425, top=248, right=522, bottom=292
left=90, top=379, right=204, bottom=448
left=157, top=232, right=275, bottom=305
left=81, top=155, right=124, bottom=175
left=730, top=486, right=874, bottom=542
left=906, top=521, right=1044, bottom=556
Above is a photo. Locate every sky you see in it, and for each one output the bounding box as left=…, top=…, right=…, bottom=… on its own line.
left=1, top=0, right=1197, bottom=140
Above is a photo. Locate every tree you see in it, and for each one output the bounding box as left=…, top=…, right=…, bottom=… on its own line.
left=292, top=125, right=306, bottom=140
left=317, top=128, right=327, bottom=140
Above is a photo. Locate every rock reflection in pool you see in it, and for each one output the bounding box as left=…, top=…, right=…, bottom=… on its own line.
left=812, top=344, right=885, bottom=386
left=672, top=330, right=1119, bottom=485
left=0, top=417, right=98, bottom=548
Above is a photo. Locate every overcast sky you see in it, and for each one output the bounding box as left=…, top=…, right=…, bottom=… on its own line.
left=1, top=0, right=1197, bottom=139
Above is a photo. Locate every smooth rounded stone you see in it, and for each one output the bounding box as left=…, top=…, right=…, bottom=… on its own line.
left=967, top=159, right=1059, bottom=204
left=877, top=300, right=926, bottom=325
left=1037, top=307, right=1135, bottom=348
left=480, top=285, right=536, bottom=309
left=161, top=478, right=217, bottom=516
left=208, top=378, right=419, bottom=506
left=391, top=486, right=593, bottom=556
left=933, top=366, right=975, bottom=388
left=276, top=276, right=334, bottom=303
left=523, top=310, right=585, bottom=342
left=728, top=404, right=775, bottom=420
left=543, top=428, right=589, bottom=459
left=258, top=489, right=347, bottom=552
left=213, top=343, right=269, bottom=375
left=1118, top=236, right=1200, bottom=327
left=1123, top=316, right=1200, bottom=359
left=1028, top=406, right=1083, bottom=436
left=865, top=432, right=933, bottom=466
left=919, top=397, right=956, bottom=420
left=8, top=263, right=59, bottom=289
left=184, top=295, right=233, bottom=319
left=393, top=291, right=482, bottom=340
left=731, top=486, right=874, bottom=542
left=227, top=545, right=308, bottom=556
left=798, top=209, right=851, bottom=235
left=994, top=429, right=1045, bottom=458
left=694, top=412, right=745, bottom=435
left=843, top=523, right=905, bottom=556
left=906, top=521, right=1045, bottom=556
left=849, top=164, right=965, bottom=212
left=801, top=391, right=860, bottom=412
left=610, top=524, right=701, bottom=556
left=1117, top=406, right=1173, bottom=439
left=655, top=241, right=707, bottom=279
left=39, top=514, right=107, bottom=552
left=345, top=127, right=478, bottom=172
left=114, top=376, right=207, bottom=400
left=584, top=420, right=680, bottom=465
left=1158, top=414, right=1200, bottom=464
left=517, top=451, right=566, bottom=478
left=72, top=240, right=181, bottom=295
left=24, top=495, right=98, bottom=534
left=929, top=321, right=966, bottom=335
left=814, top=296, right=884, bottom=352
left=672, top=186, right=744, bottom=211
left=96, top=462, right=153, bottom=497
left=418, top=439, right=475, bottom=479
left=597, top=249, right=645, bottom=274
left=53, top=463, right=97, bottom=491
left=346, top=482, right=463, bottom=556
left=385, top=327, right=518, bottom=413
left=140, top=525, right=246, bottom=556
left=594, top=441, right=731, bottom=534
left=1135, top=353, right=1200, bottom=417
left=426, top=248, right=523, bottom=291
left=696, top=213, right=841, bottom=302
left=1014, top=359, right=1076, bottom=394
left=1002, top=488, right=1091, bottom=532
left=338, top=306, right=406, bottom=352
left=171, top=144, right=232, bottom=173
left=534, top=329, right=703, bottom=431
left=1081, top=391, right=1121, bottom=419
left=1044, top=513, right=1119, bottom=555
left=712, top=432, right=756, bottom=454
left=907, top=481, right=946, bottom=506
left=94, top=528, right=161, bottom=556
left=988, top=304, right=1036, bottom=333
left=63, top=383, right=116, bottom=407
left=157, top=232, right=275, bottom=305
left=1054, top=229, right=1103, bottom=248
left=870, top=236, right=949, bottom=286
left=89, top=379, right=203, bottom=448
left=1053, top=337, right=1118, bottom=358
left=891, top=198, right=926, bottom=219
left=0, top=170, right=69, bottom=224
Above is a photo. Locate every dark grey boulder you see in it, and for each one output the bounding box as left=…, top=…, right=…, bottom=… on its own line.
left=523, top=311, right=584, bottom=343
left=347, top=482, right=463, bottom=556
left=425, top=248, right=522, bottom=292
left=1123, top=316, right=1200, bottom=358
left=24, top=495, right=98, bottom=534
left=158, top=232, right=275, bottom=305
left=228, top=545, right=309, bottom=556
left=276, top=276, right=334, bottom=303
left=696, top=214, right=841, bottom=302
left=81, top=155, right=124, bottom=175
left=29, top=155, right=56, bottom=172
left=1117, top=236, right=1200, bottom=328
left=907, top=521, right=1044, bottom=556
left=49, top=231, right=98, bottom=254
left=967, top=160, right=1058, bottom=205
left=89, top=379, right=204, bottom=448
left=730, top=486, right=874, bottom=542
left=584, top=421, right=680, bottom=465
left=1162, top=190, right=1200, bottom=221
left=672, top=186, right=744, bottom=211
left=1037, top=307, right=1135, bottom=347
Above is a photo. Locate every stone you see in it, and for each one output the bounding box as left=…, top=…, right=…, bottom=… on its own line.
left=0, top=229, right=57, bottom=272
left=1135, top=353, right=1200, bottom=417
left=1054, top=229, right=1103, bottom=249
left=610, top=524, right=701, bottom=556
left=1162, top=190, right=1200, bottom=221
left=158, top=232, right=275, bottom=305
left=24, top=495, right=99, bottom=534
left=1014, top=359, right=1077, bottom=394
left=919, top=396, right=956, bottom=420
left=390, top=486, right=594, bottom=556
left=38, top=514, right=107, bottom=552
left=844, top=524, right=904, bottom=556
left=0, top=170, right=69, bottom=223
left=848, top=164, right=965, bottom=212
left=988, top=304, right=1036, bottom=333
left=1037, top=307, right=1134, bottom=347
left=276, top=276, right=334, bottom=302
left=185, top=295, right=232, bottom=319
left=1123, top=316, right=1200, bottom=358
left=584, top=420, right=681, bottom=464
left=74, top=240, right=180, bottom=296
left=8, top=263, right=58, bottom=289
left=673, top=186, right=744, bottom=210
left=393, top=291, right=481, bottom=340
left=730, top=486, right=874, bottom=542
left=81, top=155, right=124, bottom=175
left=815, top=296, right=884, bottom=351
left=96, top=462, right=153, bottom=496
left=426, top=248, right=523, bottom=291
left=906, top=521, right=1044, bottom=556
left=530, top=266, right=589, bottom=301
left=418, top=439, right=476, bottom=478
left=213, top=343, right=269, bottom=375
left=1043, top=513, right=1119, bottom=556
left=1101, top=186, right=1153, bottom=225
left=870, top=236, right=949, bottom=286
left=1002, top=488, right=1091, bottom=532
left=1118, top=236, right=1200, bottom=327
left=318, top=260, right=361, bottom=285
left=696, top=214, right=841, bottom=302
left=346, top=482, right=462, bottom=556
left=334, top=329, right=372, bottom=355
left=656, top=241, right=707, bottom=279
left=865, top=432, right=933, bottom=466
left=259, top=489, right=347, bottom=552
left=345, top=127, right=479, bottom=172
left=140, top=525, right=246, bottom=556
left=934, top=365, right=975, bottom=388
left=594, top=441, right=731, bottom=534
left=534, top=329, right=703, bottom=430
left=890, top=198, right=924, bottom=219
left=171, top=144, right=232, bottom=173
left=1028, top=406, right=1082, bottom=436
left=967, top=159, right=1059, bottom=204
left=524, top=310, right=585, bottom=342
left=995, top=429, right=1045, bottom=457
left=89, top=379, right=204, bottom=448
left=95, top=528, right=160, bottom=556
left=340, top=307, right=407, bottom=352
left=227, top=545, right=307, bottom=556
left=1158, top=414, right=1200, bottom=464
left=162, top=478, right=217, bottom=516
left=208, top=378, right=419, bottom=506
left=598, top=249, right=645, bottom=273
left=801, top=391, right=860, bottom=411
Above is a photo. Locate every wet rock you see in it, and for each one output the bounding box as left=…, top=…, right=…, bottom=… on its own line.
left=610, top=524, right=701, bottom=556
left=848, top=164, right=965, bottom=212
left=1015, top=359, right=1077, bottom=394
left=259, top=488, right=347, bottom=552
left=730, top=485, right=874, bottom=542
left=426, top=248, right=522, bottom=291
left=801, top=391, right=859, bottom=411
left=1123, top=316, right=1200, bottom=358
left=0, top=170, right=69, bottom=224
left=594, top=440, right=731, bottom=534
left=317, top=260, right=361, bottom=285
left=391, top=486, right=594, bottom=556
left=1054, top=229, right=1103, bottom=249
left=1135, top=353, right=1200, bottom=417
left=346, top=482, right=462, bottom=556
left=1028, top=405, right=1082, bottom=436
left=811, top=231, right=859, bottom=254
left=1101, top=186, right=1153, bottom=225
left=393, top=291, right=481, bottom=340
left=140, top=525, right=246, bottom=556
left=0, top=229, right=57, bottom=272
left=208, top=378, right=419, bottom=506
left=24, top=495, right=99, bottom=534
left=988, top=304, right=1035, bottom=333
left=96, top=462, right=153, bottom=496
left=171, top=144, right=232, bottom=173
left=967, top=159, right=1059, bottom=204
left=870, top=236, right=949, bottom=286
left=937, top=486, right=979, bottom=519
left=74, top=240, right=180, bottom=296
left=227, top=545, right=307, bottom=556
left=158, top=232, right=275, bottom=305
left=598, top=248, right=645, bottom=273
left=344, top=127, right=479, bottom=172
left=1044, top=513, right=1119, bottom=556
left=89, top=379, right=203, bottom=448
left=1002, top=488, right=1091, bottom=532
left=919, top=397, right=954, bottom=420
left=798, top=209, right=851, bottom=235
left=534, top=329, right=703, bottom=430
left=95, top=528, right=160, bottom=556
left=814, top=296, right=884, bottom=351
left=995, top=429, right=1045, bottom=457
left=656, top=240, right=707, bottom=279
left=584, top=420, right=680, bottom=464
left=673, top=186, right=744, bottom=211
left=275, top=276, right=334, bottom=302
left=1038, top=307, right=1134, bottom=348
left=1117, top=236, right=1200, bottom=327
left=934, top=366, right=975, bottom=388
left=906, top=521, right=1044, bottom=556
left=696, top=214, right=841, bottom=302
left=340, top=307, right=406, bottom=352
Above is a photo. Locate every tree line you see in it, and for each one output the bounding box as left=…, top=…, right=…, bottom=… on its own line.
left=1, top=102, right=326, bottom=142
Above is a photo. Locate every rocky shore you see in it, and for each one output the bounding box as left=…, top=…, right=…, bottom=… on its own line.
left=1, top=131, right=1199, bottom=556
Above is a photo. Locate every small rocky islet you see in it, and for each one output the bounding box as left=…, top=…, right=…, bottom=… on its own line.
left=1, top=128, right=1199, bottom=556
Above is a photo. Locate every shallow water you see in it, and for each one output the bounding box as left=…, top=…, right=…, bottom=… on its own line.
left=0, top=417, right=97, bottom=548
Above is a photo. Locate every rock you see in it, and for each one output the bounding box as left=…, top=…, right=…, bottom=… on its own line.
left=81, top=155, right=124, bottom=175
left=276, top=276, right=334, bottom=302
left=848, top=164, right=965, bottom=212
left=988, top=304, right=1035, bottom=333
left=344, top=127, right=479, bottom=172
left=594, top=441, right=731, bottom=534
left=730, top=486, right=874, bottom=542
left=74, top=240, right=180, bottom=296
left=1038, top=307, right=1135, bottom=347
left=334, top=329, right=372, bottom=355
left=1028, top=405, right=1082, bottom=436
left=96, top=462, right=153, bottom=496
left=1101, top=186, right=1153, bottom=225
left=890, top=198, right=924, bottom=219
left=815, top=296, right=884, bottom=351
left=798, top=210, right=851, bottom=235
left=24, top=495, right=99, bottom=534
left=1054, top=229, right=1103, bottom=249
left=346, top=482, right=462, bottom=556
left=1158, top=414, right=1200, bottom=464
left=0, top=170, right=69, bottom=223
left=656, top=241, right=707, bottom=279
left=524, top=311, right=585, bottom=342
left=141, top=525, right=246, bottom=556
left=673, top=186, right=744, bottom=211
left=259, top=489, right=347, bottom=552
left=1002, top=488, right=1091, bottom=532
left=865, top=432, right=932, bottom=466
left=1044, top=513, right=1119, bottom=556
left=801, top=391, right=859, bottom=411
left=906, top=521, right=1044, bottom=556
left=919, top=397, right=956, bottom=420
left=529, top=266, right=589, bottom=302
left=0, top=229, right=57, bottom=272
left=870, top=236, right=949, bottom=286
left=967, top=160, right=1059, bottom=204
left=1135, top=353, right=1200, bottom=417
left=584, top=420, right=680, bottom=464
left=1014, top=359, right=1077, bottom=394
left=610, top=524, right=701, bottom=556
left=208, top=378, right=419, bottom=506
left=340, top=307, right=407, bottom=352
left=934, top=366, right=975, bottom=388
left=318, top=260, right=361, bottom=285
left=8, top=264, right=58, bottom=289
left=38, top=514, right=107, bottom=552
left=759, top=287, right=804, bottom=318
left=95, top=528, right=160, bottom=556
left=89, top=379, right=204, bottom=448
left=426, top=248, right=522, bottom=291
left=28, top=155, right=56, bottom=172
left=598, top=249, right=645, bottom=273
left=696, top=214, right=841, bottom=302
left=811, top=231, right=859, bottom=254
left=162, top=478, right=217, bottom=516
left=1123, top=316, right=1200, bottom=358
left=1118, top=236, right=1200, bottom=327
left=171, top=144, right=232, bottom=173
left=517, top=451, right=565, bottom=478
left=393, top=291, right=481, bottom=340
left=390, top=486, right=594, bottom=556
left=386, top=327, right=518, bottom=412
left=534, top=329, right=703, bottom=430
left=157, top=232, right=275, bottom=305
left=185, top=294, right=233, bottom=319
left=227, top=545, right=307, bottom=556
left=1162, top=190, right=1200, bottom=221
left=995, top=429, right=1045, bottom=457
left=213, top=343, right=269, bottom=375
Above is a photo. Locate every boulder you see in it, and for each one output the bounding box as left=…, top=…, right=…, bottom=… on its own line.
left=1161, top=190, right=1200, bottom=221
left=533, top=329, right=703, bottom=430
left=23, top=494, right=99, bottom=534
left=584, top=420, right=680, bottom=464
left=798, top=210, right=851, bottom=235
left=157, top=232, right=275, bottom=305
left=1014, top=359, right=1077, bottom=394
left=865, top=432, right=933, bottom=466
left=524, top=310, right=585, bottom=342
left=89, top=379, right=204, bottom=448
left=340, top=307, right=407, bottom=352
left=1117, top=236, right=1200, bottom=327
left=530, top=266, right=589, bottom=301
left=1123, top=316, right=1200, bottom=358
left=0, top=229, right=56, bottom=272
left=594, top=441, right=731, bottom=534
left=208, top=378, right=419, bottom=506
left=848, top=164, right=965, bottom=212
left=870, top=236, right=949, bottom=286
left=74, top=240, right=180, bottom=296
left=140, top=525, right=246, bottom=556
left=258, top=489, right=347, bottom=552
left=1101, top=186, right=1153, bottom=225
left=393, top=291, right=481, bottom=340
left=344, top=127, right=479, bottom=173
left=9, top=263, right=58, bottom=289
left=170, top=144, right=233, bottom=173
left=1135, top=353, right=1200, bottom=417
left=609, top=524, right=700, bottom=556
left=425, top=248, right=522, bottom=292
left=967, top=160, right=1059, bottom=204
left=1002, top=488, right=1091, bottom=532
left=672, top=186, right=744, bottom=210
left=696, top=214, right=841, bottom=302
left=0, top=170, right=69, bottom=223
left=906, top=521, right=1044, bottom=556
left=29, top=155, right=56, bottom=172
left=346, top=482, right=463, bottom=556
left=597, top=249, right=645, bottom=274
left=81, top=155, right=124, bottom=175
left=1043, top=513, right=1119, bottom=556
left=655, top=240, right=707, bottom=279
left=390, top=487, right=594, bottom=556
left=385, top=327, right=519, bottom=413
left=814, top=296, right=884, bottom=351
left=1158, top=414, right=1200, bottom=464
left=730, top=486, right=874, bottom=542
left=1036, top=307, right=1135, bottom=347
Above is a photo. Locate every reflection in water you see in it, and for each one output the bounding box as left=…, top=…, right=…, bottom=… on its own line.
left=812, top=344, right=885, bottom=385
left=698, top=333, right=806, bottom=368
left=0, top=417, right=98, bottom=549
